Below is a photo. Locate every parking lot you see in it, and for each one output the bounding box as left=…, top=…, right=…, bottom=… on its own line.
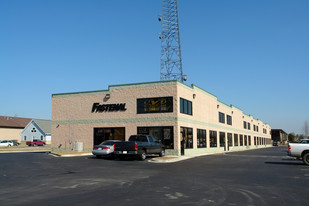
left=0, top=146, right=308, bottom=206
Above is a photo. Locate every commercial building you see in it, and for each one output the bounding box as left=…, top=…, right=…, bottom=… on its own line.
left=271, top=129, right=288, bottom=145
left=51, top=81, right=272, bottom=156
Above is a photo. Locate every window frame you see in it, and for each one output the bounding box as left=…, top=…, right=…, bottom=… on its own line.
left=180, top=98, right=193, bottom=115
left=219, top=112, right=225, bottom=124
left=137, top=96, right=173, bottom=114
left=197, top=129, right=207, bottom=148
left=227, top=115, right=232, bottom=125
left=209, top=130, right=217, bottom=147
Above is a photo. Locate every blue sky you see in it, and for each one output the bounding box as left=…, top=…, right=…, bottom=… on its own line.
left=0, top=0, right=308, bottom=134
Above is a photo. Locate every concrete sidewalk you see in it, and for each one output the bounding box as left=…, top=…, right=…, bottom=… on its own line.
left=148, top=153, right=217, bottom=163
left=50, top=151, right=92, bottom=157
left=49, top=151, right=216, bottom=163
left=0, top=146, right=217, bottom=163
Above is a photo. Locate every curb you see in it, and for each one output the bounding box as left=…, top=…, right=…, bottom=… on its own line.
left=49, top=152, right=92, bottom=157
left=0, top=150, right=50, bottom=154
left=148, top=152, right=219, bottom=163
left=148, top=156, right=193, bottom=163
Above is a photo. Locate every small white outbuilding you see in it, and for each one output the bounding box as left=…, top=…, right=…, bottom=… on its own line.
left=20, top=119, right=51, bottom=144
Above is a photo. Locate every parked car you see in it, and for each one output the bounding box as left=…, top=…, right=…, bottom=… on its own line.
left=114, top=135, right=165, bottom=160
left=12, top=140, right=20, bottom=146
left=0, top=140, right=14, bottom=147
left=273, top=141, right=278, bottom=146
left=26, top=139, right=46, bottom=146
left=92, top=140, right=120, bottom=158
left=288, top=139, right=309, bottom=165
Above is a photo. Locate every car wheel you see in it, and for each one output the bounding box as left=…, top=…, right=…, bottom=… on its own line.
left=303, top=153, right=309, bottom=166
left=140, top=150, right=147, bottom=161
left=96, top=155, right=102, bottom=159
left=159, top=148, right=165, bottom=157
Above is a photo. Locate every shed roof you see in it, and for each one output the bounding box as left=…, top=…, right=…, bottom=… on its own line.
left=0, top=116, right=32, bottom=129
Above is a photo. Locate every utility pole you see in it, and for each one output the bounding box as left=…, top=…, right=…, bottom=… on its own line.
left=159, top=0, right=186, bottom=82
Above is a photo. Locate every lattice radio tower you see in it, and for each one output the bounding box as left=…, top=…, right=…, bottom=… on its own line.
left=158, top=0, right=186, bottom=82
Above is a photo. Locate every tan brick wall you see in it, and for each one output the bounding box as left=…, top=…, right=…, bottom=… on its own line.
left=52, top=83, right=179, bottom=150
left=52, top=81, right=271, bottom=153
left=176, top=84, right=271, bottom=150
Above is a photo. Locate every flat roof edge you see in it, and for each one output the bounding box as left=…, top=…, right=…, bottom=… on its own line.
left=52, top=80, right=179, bottom=97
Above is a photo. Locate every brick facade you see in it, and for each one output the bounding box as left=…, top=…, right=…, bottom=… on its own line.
left=52, top=81, right=272, bottom=156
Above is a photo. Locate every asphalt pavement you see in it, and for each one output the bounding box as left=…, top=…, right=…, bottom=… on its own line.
left=0, top=146, right=308, bottom=206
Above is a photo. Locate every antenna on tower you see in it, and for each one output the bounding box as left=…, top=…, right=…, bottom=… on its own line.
left=159, top=0, right=186, bottom=82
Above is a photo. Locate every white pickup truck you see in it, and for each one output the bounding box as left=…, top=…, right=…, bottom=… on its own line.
left=288, top=139, right=309, bottom=165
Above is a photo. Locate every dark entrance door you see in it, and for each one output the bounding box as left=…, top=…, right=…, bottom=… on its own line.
left=219, top=132, right=226, bottom=151
left=93, top=127, right=125, bottom=146
left=181, top=132, right=185, bottom=156
left=227, top=133, right=233, bottom=151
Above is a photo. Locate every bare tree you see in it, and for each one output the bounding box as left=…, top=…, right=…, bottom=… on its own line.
left=304, top=120, right=309, bottom=138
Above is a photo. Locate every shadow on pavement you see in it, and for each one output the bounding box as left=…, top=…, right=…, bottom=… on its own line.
left=264, top=161, right=304, bottom=166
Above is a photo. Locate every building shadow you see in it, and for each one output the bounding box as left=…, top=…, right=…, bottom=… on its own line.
left=264, top=161, right=304, bottom=166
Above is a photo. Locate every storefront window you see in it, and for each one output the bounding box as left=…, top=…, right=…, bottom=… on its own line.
left=93, top=127, right=125, bottom=146
left=181, top=127, right=193, bottom=149
left=137, top=126, right=174, bottom=149
left=209, top=130, right=217, bottom=147
left=248, top=135, right=251, bottom=146
left=240, top=134, right=243, bottom=146
left=234, top=134, right=238, bottom=146
left=197, top=129, right=206, bottom=148
left=219, top=132, right=225, bottom=147
left=260, top=137, right=262, bottom=145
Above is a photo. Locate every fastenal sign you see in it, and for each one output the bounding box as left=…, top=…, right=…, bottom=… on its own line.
left=91, top=103, right=127, bottom=113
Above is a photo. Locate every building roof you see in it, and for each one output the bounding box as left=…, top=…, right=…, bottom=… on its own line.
left=33, top=119, right=51, bottom=134
left=0, top=116, right=32, bottom=129
left=271, top=129, right=287, bottom=134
